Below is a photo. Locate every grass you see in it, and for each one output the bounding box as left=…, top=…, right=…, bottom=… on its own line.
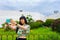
left=0, top=27, right=60, bottom=40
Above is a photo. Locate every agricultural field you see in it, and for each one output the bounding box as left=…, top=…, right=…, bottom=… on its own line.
left=0, top=27, right=60, bottom=40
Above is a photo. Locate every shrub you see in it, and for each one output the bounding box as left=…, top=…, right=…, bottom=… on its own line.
left=26, top=15, right=34, bottom=24
left=36, top=20, right=44, bottom=24
left=51, top=19, right=60, bottom=32
left=2, top=22, right=15, bottom=31
left=43, top=19, right=54, bottom=27
left=15, top=20, right=19, bottom=24
left=2, top=23, right=5, bottom=28
left=30, top=22, right=43, bottom=29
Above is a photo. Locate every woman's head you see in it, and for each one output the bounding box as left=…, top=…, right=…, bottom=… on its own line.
left=19, top=16, right=27, bottom=25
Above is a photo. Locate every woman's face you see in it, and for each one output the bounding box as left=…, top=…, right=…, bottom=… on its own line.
left=20, top=19, right=25, bottom=25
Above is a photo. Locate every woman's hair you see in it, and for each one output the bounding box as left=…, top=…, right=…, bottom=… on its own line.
left=16, top=16, right=27, bottom=33
left=19, top=16, right=27, bottom=25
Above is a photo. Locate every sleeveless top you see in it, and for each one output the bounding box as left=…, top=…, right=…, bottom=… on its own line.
left=17, top=24, right=30, bottom=37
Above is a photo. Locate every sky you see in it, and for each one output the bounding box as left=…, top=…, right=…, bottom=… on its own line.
left=0, top=10, right=46, bottom=27
left=0, top=0, right=60, bottom=27
left=0, top=0, right=60, bottom=16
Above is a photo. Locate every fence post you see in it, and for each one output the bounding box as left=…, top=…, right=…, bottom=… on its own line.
left=6, top=35, right=8, bottom=40
left=57, top=34, right=58, bottom=40
left=0, top=35, right=2, bottom=40
left=1, top=35, right=2, bottom=40
left=12, top=35, right=14, bottom=40
left=27, top=35, right=30, bottom=40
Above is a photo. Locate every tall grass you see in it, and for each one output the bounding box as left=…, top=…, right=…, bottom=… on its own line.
left=0, top=27, right=60, bottom=40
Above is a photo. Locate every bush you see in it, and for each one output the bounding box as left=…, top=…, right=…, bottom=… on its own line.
left=51, top=19, right=60, bottom=32
left=26, top=15, right=34, bottom=24
left=2, top=23, right=5, bottom=28
left=36, top=20, right=44, bottom=24
left=2, top=22, right=15, bottom=31
left=30, top=22, right=43, bottom=29
left=15, top=20, right=19, bottom=24
left=43, top=19, right=54, bottom=27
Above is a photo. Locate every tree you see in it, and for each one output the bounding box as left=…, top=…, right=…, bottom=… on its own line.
left=26, top=15, right=34, bottom=24
left=51, top=19, right=60, bottom=32
left=30, top=22, right=43, bottom=29
left=43, top=19, right=54, bottom=27
left=36, top=20, right=44, bottom=24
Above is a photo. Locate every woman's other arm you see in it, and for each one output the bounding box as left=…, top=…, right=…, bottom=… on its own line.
left=17, top=24, right=29, bottom=30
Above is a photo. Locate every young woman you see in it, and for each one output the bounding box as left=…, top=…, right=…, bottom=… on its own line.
left=16, top=16, right=30, bottom=40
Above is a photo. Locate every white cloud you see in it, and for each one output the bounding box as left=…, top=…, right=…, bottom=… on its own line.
left=0, top=10, right=46, bottom=28
left=0, top=0, right=60, bottom=16
left=0, top=0, right=59, bottom=6
left=47, top=12, right=60, bottom=19
left=0, top=0, right=59, bottom=7
left=45, top=0, right=57, bottom=2
left=0, top=0, right=41, bottom=7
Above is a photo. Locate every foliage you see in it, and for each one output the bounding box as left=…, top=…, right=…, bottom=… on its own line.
left=0, top=27, right=60, bottom=40
left=2, top=23, right=13, bottom=31
left=43, top=19, right=54, bottom=27
left=30, top=22, right=43, bottom=29
left=36, top=20, right=44, bottom=23
left=2, top=23, right=5, bottom=28
left=26, top=15, right=34, bottom=24
left=51, top=19, right=60, bottom=32
left=15, top=20, right=19, bottom=24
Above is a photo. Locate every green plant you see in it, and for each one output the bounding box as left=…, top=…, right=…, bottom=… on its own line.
left=15, top=20, right=19, bottom=24
left=43, top=19, right=54, bottom=27
left=30, top=22, right=43, bottom=29
left=26, top=15, right=34, bottom=24
left=2, top=23, right=6, bottom=28
left=0, top=27, right=60, bottom=40
left=51, top=19, right=60, bottom=32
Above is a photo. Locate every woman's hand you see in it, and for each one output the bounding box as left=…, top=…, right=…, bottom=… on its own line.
left=17, top=24, right=27, bottom=30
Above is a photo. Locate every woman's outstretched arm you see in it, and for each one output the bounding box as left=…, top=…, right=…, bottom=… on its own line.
left=17, top=24, right=27, bottom=30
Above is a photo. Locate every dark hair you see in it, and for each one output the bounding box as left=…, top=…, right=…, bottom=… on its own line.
left=19, top=16, right=27, bottom=25
left=16, top=16, right=27, bottom=33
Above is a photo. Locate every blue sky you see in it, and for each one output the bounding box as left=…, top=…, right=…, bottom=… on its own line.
left=0, top=0, right=60, bottom=16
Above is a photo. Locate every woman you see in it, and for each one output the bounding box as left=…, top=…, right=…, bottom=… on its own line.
left=16, top=16, right=30, bottom=40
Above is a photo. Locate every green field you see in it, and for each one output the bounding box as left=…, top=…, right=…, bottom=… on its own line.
left=0, top=27, right=60, bottom=40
